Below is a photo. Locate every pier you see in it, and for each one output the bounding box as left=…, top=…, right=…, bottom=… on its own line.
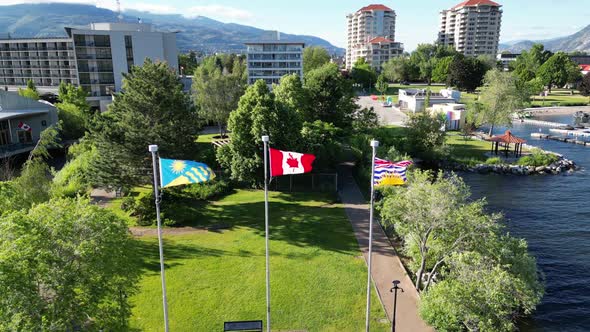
left=531, top=132, right=590, bottom=146
left=517, top=118, right=569, bottom=127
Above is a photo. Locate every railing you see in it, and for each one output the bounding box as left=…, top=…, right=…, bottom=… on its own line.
left=0, top=143, right=36, bottom=156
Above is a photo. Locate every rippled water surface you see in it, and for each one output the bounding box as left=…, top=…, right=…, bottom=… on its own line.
left=461, top=113, right=590, bottom=331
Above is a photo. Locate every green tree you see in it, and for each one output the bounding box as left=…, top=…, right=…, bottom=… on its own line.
left=0, top=198, right=140, bottom=330
left=447, top=55, right=488, bottom=92
left=432, top=56, right=454, bottom=83
left=300, top=120, right=342, bottom=170
left=579, top=72, right=590, bottom=102
left=379, top=171, right=499, bottom=291
left=410, top=44, right=437, bottom=85
left=273, top=73, right=309, bottom=118
left=352, top=107, right=379, bottom=134
left=303, top=46, right=331, bottom=74
left=375, top=73, right=388, bottom=98
left=512, top=44, right=552, bottom=82
left=10, top=159, right=51, bottom=210
left=192, top=55, right=246, bottom=137
left=403, top=113, right=446, bottom=161
left=57, top=102, right=87, bottom=140
left=351, top=58, right=377, bottom=91
left=17, top=79, right=40, bottom=100
left=537, top=52, right=581, bottom=92
left=178, top=51, right=200, bottom=74
left=477, top=69, right=529, bottom=135
left=58, top=82, right=90, bottom=110
left=420, top=249, right=543, bottom=332
left=89, top=59, right=199, bottom=189
left=304, top=63, right=358, bottom=129
left=51, top=140, right=98, bottom=198
left=381, top=56, right=417, bottom=83
left=217, top=80, right=301, bottom=185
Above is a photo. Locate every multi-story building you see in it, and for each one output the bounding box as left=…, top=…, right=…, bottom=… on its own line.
left=346, top=4, right=403, bottom=71
left=497, top=52, right=519, bottom=71
left=0, top=22, right=178, bottom=111
left=438, top=0, right=502, bottom=57
left=245, top=40, right=304, bottom=86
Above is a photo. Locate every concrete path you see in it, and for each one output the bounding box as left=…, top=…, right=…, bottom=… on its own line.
left=356, top=96, right=408, bottom=126
left=90, top=188, right=116, bottom=208
left=338, top=166, right=433, bottom=332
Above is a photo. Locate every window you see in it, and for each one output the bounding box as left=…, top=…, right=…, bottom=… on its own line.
left=0, top=121, right=10, bottom=146
left=18, top=129, right=32, bottom=143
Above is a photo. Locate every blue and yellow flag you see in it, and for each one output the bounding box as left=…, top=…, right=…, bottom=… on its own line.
left=159, top=158, right=215, bottom=188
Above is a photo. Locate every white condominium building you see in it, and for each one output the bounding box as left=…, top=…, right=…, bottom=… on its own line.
left=0, top=22, right=178, bottom=111
left=438, top=0, right=502, bottom=57
left=346, top=4, right=403, bottom=71
left=245, top=40, right=304, bottom=86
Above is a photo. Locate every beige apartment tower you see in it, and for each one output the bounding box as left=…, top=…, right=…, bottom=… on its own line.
left=346, top=4, right=403, bottom=71
left=438, top=0, right=502, bottom=57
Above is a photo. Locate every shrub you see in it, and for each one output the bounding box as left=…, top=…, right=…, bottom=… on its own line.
left=485, top=157, right=503, bottom=165
left=517, top=149, right=559, bottom=167
left=129, top=191, right=156, bottom=226
left=181, top=180, right=232, bottom=200
left=120, top=196, right=135, bottom=212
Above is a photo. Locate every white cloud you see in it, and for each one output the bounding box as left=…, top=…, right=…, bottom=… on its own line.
left=185, top=5, right=254, bottom=21
left=0, top=0, right=255, bottom=22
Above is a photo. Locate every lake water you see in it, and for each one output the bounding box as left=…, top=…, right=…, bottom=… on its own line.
left=460, top=113, right=590, bottom=331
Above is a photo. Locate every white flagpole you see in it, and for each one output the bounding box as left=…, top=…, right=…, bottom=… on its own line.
left=148, top=145, right=170, bottom=332
left=261, top=135, right=271, bottom=332
left=365, top=139, right=379, bottom=332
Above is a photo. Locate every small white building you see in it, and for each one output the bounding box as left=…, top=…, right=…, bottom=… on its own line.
left=398, top=89, right=461, bottom=113
left=430, top=103, right=467, bottom=130
left=0, top=90, right=58, bottom=158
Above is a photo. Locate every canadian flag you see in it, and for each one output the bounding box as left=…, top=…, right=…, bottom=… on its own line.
left=18, top=122, right=32, bottom=132
left=269, top=148, right=315, bottom=177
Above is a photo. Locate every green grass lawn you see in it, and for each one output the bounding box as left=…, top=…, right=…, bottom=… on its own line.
left=446, top=131, right=491, bottom=161
left=129, top=190, right=389, bottom=331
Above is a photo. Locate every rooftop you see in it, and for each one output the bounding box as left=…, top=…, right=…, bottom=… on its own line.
left=358, top=4, right=393, bottom=12
left=487, top=130, right=526, bottom=144
left=452, top=0, right=501, bottom=10
left=369, top=36, right=393, bottom=44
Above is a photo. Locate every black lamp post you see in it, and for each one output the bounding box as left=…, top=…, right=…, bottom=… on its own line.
left=390, top=280, right=404, bottom=332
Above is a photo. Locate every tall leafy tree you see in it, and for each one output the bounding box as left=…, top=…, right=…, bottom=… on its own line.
left=217, top=80, right=301, bottom=185
left=0, top=198, right=140, bottom=331
left=89, top=59, right=199, bottom=189
left=410, top=44, right=437, bottom=85
left=303, top=46, right=331, bottom=74
left=375, top=73, right=388, bottom=98
left=178, top=50, right=200, bottom=74
left=431, top=56, right=454, bottom=83
left=403, top=112, right=446, bottom=161
left=273, top=73, right=309, bottom=118
left=447, top=55, right=488, bottom=92
left=476, top=69, right=529, bottom=135
left=351, top=58, right=377, bottom=91
left=512, top=44, right=552, bottom=82
left=192, top=55, right=246, bottom=137
left=537, top=52, right=581, bottom=92
left=304, top=63, right=357, bottom=129
left=381, top=56, right=417, bottom=83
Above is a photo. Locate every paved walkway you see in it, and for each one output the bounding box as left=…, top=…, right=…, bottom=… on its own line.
left=338, top=166, right=433, bottom=332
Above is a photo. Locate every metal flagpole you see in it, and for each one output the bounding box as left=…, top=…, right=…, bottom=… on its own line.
left=261, top=135, right=271, bottom=332
left=148, top=145, right=170, bottom=332
left=365, top=139, right=379, bottom=332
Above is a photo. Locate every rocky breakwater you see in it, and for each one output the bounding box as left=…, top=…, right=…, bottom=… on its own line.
left=441, top=158, right=577, bottom=176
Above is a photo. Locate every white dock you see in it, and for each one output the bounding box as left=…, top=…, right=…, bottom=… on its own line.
left=517, top=119, right=568, bottom=127
left=549, top=128, right=590, bottom=137
left=531, top=132, right=590, bottom=146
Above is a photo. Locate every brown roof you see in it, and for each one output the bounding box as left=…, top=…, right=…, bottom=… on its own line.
left=359, top=4, right=393, bottom=12
left=486, top=130, right=526, bottom=144
left=452, top=0, right=501, bottom=10
left=369, top=36, right=393, bottom=44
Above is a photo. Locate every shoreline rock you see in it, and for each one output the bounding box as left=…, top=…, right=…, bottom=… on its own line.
left=440, top=157, right=577, bottom=176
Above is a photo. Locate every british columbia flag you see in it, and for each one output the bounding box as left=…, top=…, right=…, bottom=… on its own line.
left=373, top=157, right=413, bottom=186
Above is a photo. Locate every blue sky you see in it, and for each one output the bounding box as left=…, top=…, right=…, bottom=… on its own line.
left=3, top=0, right=590, bottom=51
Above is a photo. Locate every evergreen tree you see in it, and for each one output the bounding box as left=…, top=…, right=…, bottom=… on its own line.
left=89, top=59, right=199, bottom=189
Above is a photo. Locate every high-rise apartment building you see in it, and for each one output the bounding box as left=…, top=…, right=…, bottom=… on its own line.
left=346, top=4, right=403, bottom=71
left=245, top=40, right=304, bottom=86
left=438, top=0, right=502, bottom=57
left=0, top=22, right=178, bottom=111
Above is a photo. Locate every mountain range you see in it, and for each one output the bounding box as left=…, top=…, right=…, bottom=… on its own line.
left=0, top=3, right=345, bottom=55
left=499, top=24, right=590, bottom=53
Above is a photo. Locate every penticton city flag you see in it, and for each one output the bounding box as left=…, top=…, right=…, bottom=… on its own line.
left=269, top=148, right=315, bottom=177
left=373, top=158, right=413, bottom=186
left=159, top=158, right=215, bottom=188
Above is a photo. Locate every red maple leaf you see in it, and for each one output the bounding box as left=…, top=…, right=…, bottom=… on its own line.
left=286, top=154, right=299, bottom=168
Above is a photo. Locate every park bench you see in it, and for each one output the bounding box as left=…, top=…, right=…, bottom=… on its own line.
left=223, top=320, right=263, bottom=332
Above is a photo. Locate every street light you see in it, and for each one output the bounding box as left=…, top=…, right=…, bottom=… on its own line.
left=390, top=280, right=404, bottom=332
